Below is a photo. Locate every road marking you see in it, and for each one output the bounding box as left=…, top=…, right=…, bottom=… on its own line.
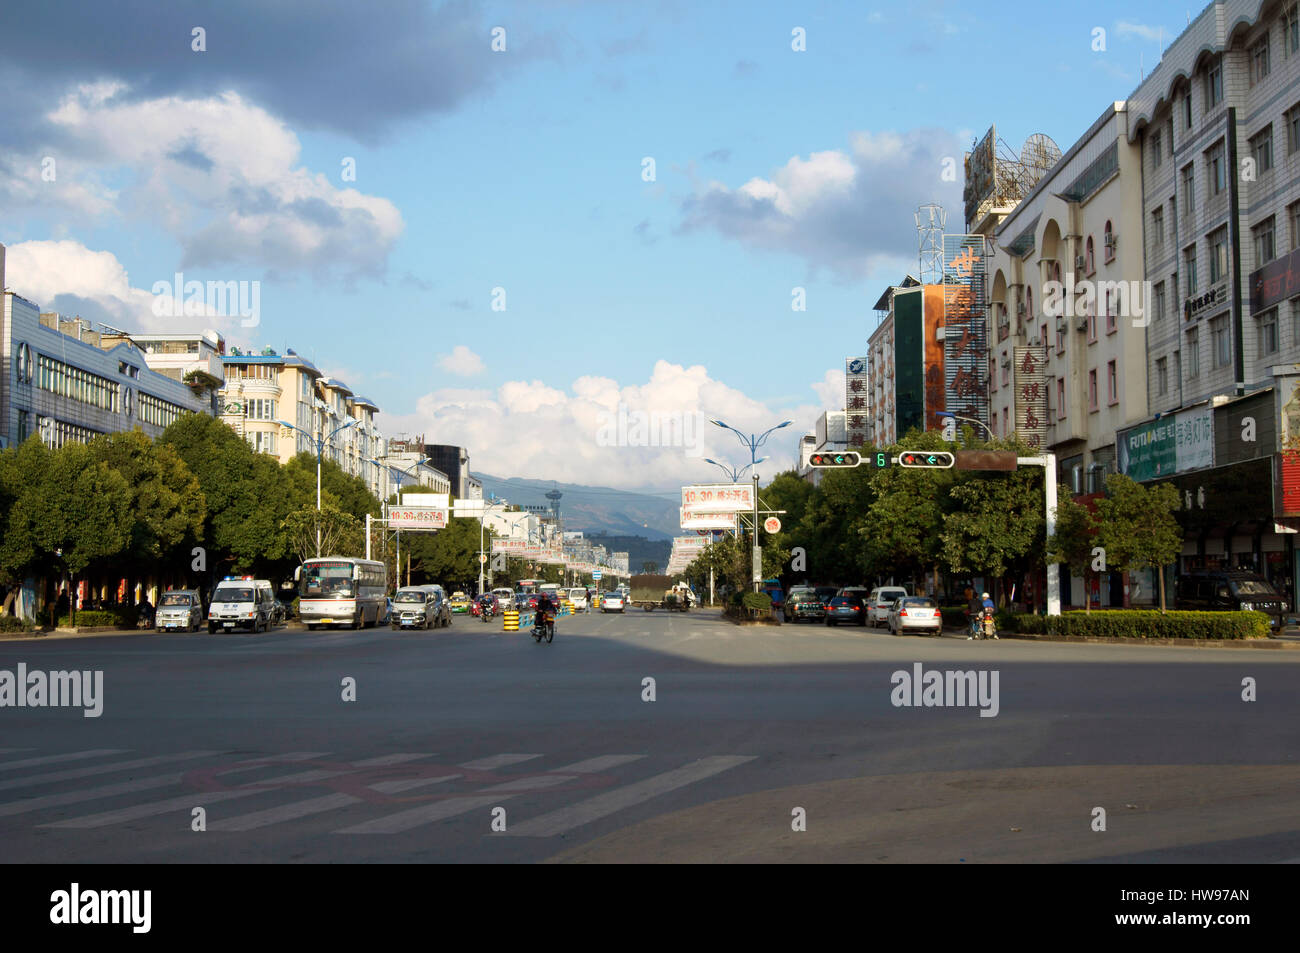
left=40, top=753, right=421, bottom=829
left=0, top=749, right=127, bottom=772
left=335, top=755, right=643, bottom=835
left=0, top=752, right=326, bottom=819
left=507, top=755, right=755, bottom=837
left=206, top=752, right=540, bottom=832
left=0, top=750, right=221, bottom=793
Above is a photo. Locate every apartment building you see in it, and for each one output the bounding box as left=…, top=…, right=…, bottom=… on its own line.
left=1124, top=0, right=1300, bottom=598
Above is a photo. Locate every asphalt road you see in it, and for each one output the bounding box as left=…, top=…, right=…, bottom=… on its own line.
left=1, top=609, right=1298, bottom=863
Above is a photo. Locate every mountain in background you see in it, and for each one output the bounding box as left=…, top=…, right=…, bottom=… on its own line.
left=474, top=473, right=680, bottom=541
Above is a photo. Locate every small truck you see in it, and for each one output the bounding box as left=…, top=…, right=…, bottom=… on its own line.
left=629, top=574, right=691, bottom=612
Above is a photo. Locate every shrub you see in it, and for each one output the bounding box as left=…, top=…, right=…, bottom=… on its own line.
left=0, top=616, right=35, bottom=633
left=57, top=610, right=130, bottom=628
left=741, top=591, right=772, bottom=611
left=940, top=606, right=969, bottom=627
left=1000, top=610, right=1268, bottom=640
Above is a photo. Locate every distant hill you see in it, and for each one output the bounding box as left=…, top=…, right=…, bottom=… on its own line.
left=474, top=473, right=680, bottom=540
left=582, top=534, right=672, bottom=574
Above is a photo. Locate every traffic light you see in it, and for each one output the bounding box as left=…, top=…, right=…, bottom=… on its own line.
left=897, top=451, right=955, bottom=468
left=808, top=451, right=862, bottom=468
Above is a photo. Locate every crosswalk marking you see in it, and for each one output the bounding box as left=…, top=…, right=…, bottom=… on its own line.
left=506, top=755, right=755, bottom=837
left=0, top=749, right=127, bottom=773
left=40, top=753, right=422, bottom=829
left=0, top=750, right=220, bottom=793
left=0, top=752, right=327, bottom=819
left=335, top=755, right=644, bottom=835
left=210, top=754, right=545, bottom=832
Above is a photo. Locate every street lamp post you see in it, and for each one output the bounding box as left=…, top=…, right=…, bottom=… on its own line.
left=277, top=416, right=357, bottom=556
left=703, top=457, right=763, bottom=484
left=709, top=418, right=792, bottom=591
left=936, top=410, right=994, bottom=443
left=477, top=496, right=509, bottom=597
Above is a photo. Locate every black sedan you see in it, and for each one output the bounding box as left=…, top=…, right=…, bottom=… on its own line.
left=824, top=595, right=867, bottom=626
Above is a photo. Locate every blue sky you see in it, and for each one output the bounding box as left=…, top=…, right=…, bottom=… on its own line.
left=0, top=0, right=1199, bottom=488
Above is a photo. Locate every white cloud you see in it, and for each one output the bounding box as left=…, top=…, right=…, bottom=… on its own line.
left=811, top=368, right=845, bottom=410
left=3, top=83, right=403, bottom=279
left=438, top=345, right=486, bottom=376
left=1116, top=20, right=1165, bottom=43
left=381, top=360, right=830, bottom=489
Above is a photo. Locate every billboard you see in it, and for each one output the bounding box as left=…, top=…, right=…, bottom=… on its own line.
left=963, top=125, right=997, bottom=227
left=1118, top=407, right=1214, bottom=482
left=682, top=484, right=754, bottom=513
left=845, top=357, right=869, bottom=445
left=680, top=509, right=739, bottom=531
left=1013, top=346, right=1048, bottom=449
left=388, top=506, right=447, bottom=531
left=942, top=235, right=989, bottom=432
left=922, top=285, right=947, bottom=430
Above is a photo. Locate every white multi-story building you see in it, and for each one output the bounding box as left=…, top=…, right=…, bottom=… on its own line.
left=984, top=101, right=1149, bottom=496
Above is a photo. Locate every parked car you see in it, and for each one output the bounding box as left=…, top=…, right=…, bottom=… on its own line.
left=784, top=587, right=826, bottom=623
left=887, top=596, right=943, bottom=637
left=867, top=586, right=910, bottom=627
left=814, top=586, right=840, bottom=604
left=155, top=589, right=203, bottom=633
left=824, top=595, right=867, bottom=626
left=276, top=595, right=296, bottom=622
left=601, top=592, right=626, bottom=613
left=208, top=576, right=276, bottom=633
left=1175, top=571, right=1287, bottom=629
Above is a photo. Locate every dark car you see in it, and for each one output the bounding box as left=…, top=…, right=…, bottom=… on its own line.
left=825, top=595, right=867, bottom=626
left=814, top=586, right=839, bottom=604
left=784, top=587, right=826, bottom=623
left=1176, top=571, right=1287, bottom=628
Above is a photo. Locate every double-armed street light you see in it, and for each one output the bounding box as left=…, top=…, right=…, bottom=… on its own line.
left=709, top=418, right=792, bottom=592
left=276, top=416, right=357, bottom=555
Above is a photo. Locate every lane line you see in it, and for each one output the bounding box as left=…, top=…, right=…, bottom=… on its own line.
left=335, top=755, right=644, bottom=835
left=0, top=750, right=222, bottom=793
left=0, top=749, right=128, bottom=772
left=506, top=755, right=756, bottom=838
left=0, top=752, right=326, bottom=819
left=40, top=753, right=421, bottom=829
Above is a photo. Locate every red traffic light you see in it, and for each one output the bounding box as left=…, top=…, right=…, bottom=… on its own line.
left=808, top=451, right=862, bottom=468
left=897, top=451, right=955, bottom=469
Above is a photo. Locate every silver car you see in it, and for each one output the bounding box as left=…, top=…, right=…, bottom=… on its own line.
left=390, top=586, right=447, bottom=630
left=601, top=592, right=626, bottom=613
left=887, top=596, right=942, bottom=637
left=155, top=590, right=203, bottom=633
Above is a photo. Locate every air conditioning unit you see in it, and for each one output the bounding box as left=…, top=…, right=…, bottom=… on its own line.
left=1075, top=315, right=1089, bottom=332
left=1056, top=317, right=1068, bottom=334
left=1000, top=354, right=1012, bottom=368
left=1075, top=255, right=1087, bottom=270
left=1017, top=302, right=1027, bottom=317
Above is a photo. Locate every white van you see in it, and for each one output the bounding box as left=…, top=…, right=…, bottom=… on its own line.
left=566, top=587, right=589, bottom=611
left=209, top=576, right=276, bottom=633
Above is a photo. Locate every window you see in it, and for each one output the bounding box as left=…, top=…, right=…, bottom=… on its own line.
left=1156, top=356, right=1169, bottom=395
left=1187, top=326, right=1200, bottom=378
left=1207, top=141, right=1226, bottom=196
left=1150, top=129, right=1163, bottom=169
left=34, top=355, right=115, bottom=411
left=1105, top=288, right=1117, bottom=334
left=246, top=430, right=278, bottom=455
left=1056, top=321, right=1064, bottom=353
left=17, top=409, right=29, bottom=442
left=1184, top=245, right=1198, bottom=296
left=1002, top=407, right=1010, bottom=436
left=1251, top=35, right=1271, bottom=83
left=1001, top=350, right=1010, bottom=387
left=1174, top=348, right=1182, bottom=385
left=1290, top=202, right=1300, bottom=251
left=1087, top=300, right=1097, bottom=342
left=244, top=398, right=277, bottom=421
left=1205, top=58, right=1223, bottom=110
left=1057, top=378, right=1066, bottom=419
left=1089, top=369, right=1099, bottom=412
left=1209, top=227, right=1229, bottom=283
left=138, top=392, right=184, bottom=428
left=1289, top=105, right=1300, bottom=154
left=1153, top=206, right=1165, bottom=245
left=1211, top=314, right=1231, bottom=368
left=1287, top=4, right=1300, bottom=56
left=1107, top=360, right=1118, bottom=405
left=1259, top=308, right=1280, bottom=356
left=1254, top=216, right=1277, bottom=265
left=1181, top=164, right=1195, bottom=217
left=1040, top=322, right=1048, bottom=348
left=1251, top=125, right=1274, bottom=174
left=1085, top=236, right=1095, bottom=274
left=1104, top=221, right=1115, bottom=262
left=1155, top=281, right=1167, bottom=323
left=1184, top=90, right=1193, bottom=130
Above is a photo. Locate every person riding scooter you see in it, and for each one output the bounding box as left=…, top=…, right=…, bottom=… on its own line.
left=980, top=591, right=998, bottom=640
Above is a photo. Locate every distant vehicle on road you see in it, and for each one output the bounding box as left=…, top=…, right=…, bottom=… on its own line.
left=296, top=557, right=387, bottom=630
left=391, top=586, right=446, bottom=630
left=566, top=588, right=589, bottom=611
left=630, top=574, right=689, bottom=611
left=824, top=595, right=867, bottom=626
left=209, top=576, right=276, bottom=633
left=784, top=587, right=825, bottom=624
left=601, top=592, right=626, bottom=613
left=449, top=592, right=472, bottom=614
left=155, top=590, right=203, bottom=633
left=867, top=587, right=909, bottom=628
left=1175, top=571, right=1287, bottom=629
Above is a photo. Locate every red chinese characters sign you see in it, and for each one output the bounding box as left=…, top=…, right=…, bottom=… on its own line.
left=1013, top=345, right=1048, bottom=449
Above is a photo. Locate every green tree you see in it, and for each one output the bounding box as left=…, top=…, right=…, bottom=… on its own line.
left=281, top=500, right=364, bottom=564
left=941, top=457, right=1044, bottom=602
left=1094, top=473, right=1182, bottom=612
left=863, top=431, right=957, bottom=591
left=1046, top=488, right=1100, bottom=613
left=284, top=453, right=380, bottom=521
left=641, top=561, right=659, bottom=573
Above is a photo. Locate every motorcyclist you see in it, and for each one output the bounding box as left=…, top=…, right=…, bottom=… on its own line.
left=477, top=593, right=495, bottom=619
left=534, top=592, right=553, bottom=631
left=981, top=591, right=997, bottom=640
left=966, top=590, right=983, bottom=640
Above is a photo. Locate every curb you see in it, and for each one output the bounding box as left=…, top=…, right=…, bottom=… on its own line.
left=997, top=632, right=1299, bottom=649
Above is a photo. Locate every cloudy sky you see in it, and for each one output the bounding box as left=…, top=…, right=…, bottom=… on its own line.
left=0, top=0, right=1190, bottom=489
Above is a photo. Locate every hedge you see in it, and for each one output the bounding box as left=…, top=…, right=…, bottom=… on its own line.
left=0, top=616, right=35, bottom=633
left=1001, top=610, right=1270, bottom=640
left=56, top=609, right=137, bottom=628
left=741, top=591, right=772, bottom=611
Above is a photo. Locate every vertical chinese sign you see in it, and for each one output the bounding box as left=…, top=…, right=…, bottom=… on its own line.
left=1013, top=346, right=1048, bottom=449
left=845, top=356, right=868, bottom=446
left=922, top=284, right=947, bottom=430
left=942, top=235, right=989, bottom=431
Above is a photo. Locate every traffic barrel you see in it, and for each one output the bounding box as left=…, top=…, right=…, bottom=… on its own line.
left=503, top=610, right=519, bottom=631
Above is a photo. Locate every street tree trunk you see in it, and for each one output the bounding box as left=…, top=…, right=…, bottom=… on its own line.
left=1157, top=564, right=1167, bottom=613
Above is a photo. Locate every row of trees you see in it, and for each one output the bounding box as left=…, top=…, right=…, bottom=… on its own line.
left=680, top=429, right=1183, bottom=610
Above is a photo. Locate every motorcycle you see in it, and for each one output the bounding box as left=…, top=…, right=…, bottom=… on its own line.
left=478, top=600, right=495, bottom=623
left=980, top=606, right=998, bottom=640
left=532, top=607, right=554, bottom=643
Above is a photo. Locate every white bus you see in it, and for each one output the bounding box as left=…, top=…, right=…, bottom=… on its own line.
left=296, top=556, right=387, bottom=630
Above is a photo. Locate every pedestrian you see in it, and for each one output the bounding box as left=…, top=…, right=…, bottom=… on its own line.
left=966, top=589, right=983, bottom=640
